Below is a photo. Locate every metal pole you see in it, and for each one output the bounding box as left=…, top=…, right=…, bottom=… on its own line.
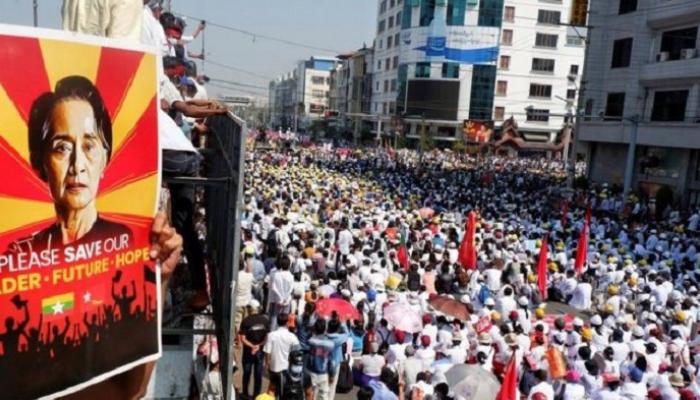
left=33, top=0, right=38, bottom=27
left=201, top=28, right=206, bottom=74
left=623, top=116, right=639, bottom=198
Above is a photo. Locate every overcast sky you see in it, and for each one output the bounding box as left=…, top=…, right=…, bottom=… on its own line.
left=0, top=0, right=377, bottom=99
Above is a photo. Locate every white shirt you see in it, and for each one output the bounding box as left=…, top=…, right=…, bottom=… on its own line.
left=159, top=109, right=197, bottom=152
left=269, top=270, right=294, bottom=306
left=235, top=270, right=254, bottom=307
left=338, top=229, right=353, bottom=255
left=263, top=327, right=300, bottom=373
left=562, top=382, right=586, bottom=400
left=62, top=0, right=142, bottom=40
left=529, top=381, right=555, bottom=400
left=140, top=5, right=169, bottom=55
left=360, top=354, right=385, bottom=377
left=569, top=283, right=592, bottom=310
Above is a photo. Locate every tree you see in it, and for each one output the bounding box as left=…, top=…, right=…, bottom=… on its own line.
left=451, top=135, right=467, bottom=153
left=418, top=124, right=435, bottom=153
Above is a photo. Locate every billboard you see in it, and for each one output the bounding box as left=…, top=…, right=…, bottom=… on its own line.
left=463, top=120, right=494, bottom=143
left=0, top=25, right=160, bottom=399
left=399, top=22, right=499, bottom=65
left=406, top=80, right=460, bottom=121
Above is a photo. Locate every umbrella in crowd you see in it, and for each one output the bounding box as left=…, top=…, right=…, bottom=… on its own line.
left=314, top=298, right=360, bottom=322
left=428, top=295, right=470, bottom=321
left=382, top=303, right=422, bottom=333
left=446, top=364, right=500, bottom=400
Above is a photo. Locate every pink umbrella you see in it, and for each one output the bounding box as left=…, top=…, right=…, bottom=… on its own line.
left=315, top=298, right=360, bottom=322
left=419, top=207, right=435, bottom=219
left=383, top=303, right=422, bottom=333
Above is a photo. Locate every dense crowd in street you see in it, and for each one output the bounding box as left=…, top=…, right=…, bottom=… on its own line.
left=234, top=146, right=700, bottom=400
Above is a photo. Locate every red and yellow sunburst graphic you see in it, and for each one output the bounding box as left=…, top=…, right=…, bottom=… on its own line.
left=0, top=34, right=158, bottom=249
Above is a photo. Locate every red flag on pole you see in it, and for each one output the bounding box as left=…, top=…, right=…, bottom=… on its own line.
left=397, top=230, right=410, bottom=272
left=495, top=351, right=519, bottom=400
left=585, top=206, right=592, bottom=226
left=459, top=211, right=477, bottom=270
left=574, top=223, right=588, bottom=276
left=537, top=233, right=549, bottom=300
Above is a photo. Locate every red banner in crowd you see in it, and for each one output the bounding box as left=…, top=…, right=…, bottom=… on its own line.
left=0, top=26, right=160, bottom=399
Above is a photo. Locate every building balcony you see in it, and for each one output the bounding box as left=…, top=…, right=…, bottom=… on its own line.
left=647, top=0, right=700, bottom=30
left=639, top=53, right=700, bottom=85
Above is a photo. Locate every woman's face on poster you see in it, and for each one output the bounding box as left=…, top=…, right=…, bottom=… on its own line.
left=44, top=99, right=107, bottom=212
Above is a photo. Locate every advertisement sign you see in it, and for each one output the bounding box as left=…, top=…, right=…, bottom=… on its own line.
left=570, top=0, right=589, bottom=27
left=463, top=120, right=494, bottom=143
left=399, top=6, right=499, bottom=65
left=0, top=25, right=160, bottom=399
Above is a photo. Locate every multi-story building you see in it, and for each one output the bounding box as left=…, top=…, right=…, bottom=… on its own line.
left=366, top=0, right=586, bottom=148
left=371, top=0, right=404, bottom=134
left=578, top=0, right=700, bottom=205
left=332, top=47, right=375, bottom=140
left=494, top=0, right=585, bottom=145
left=268, top=56, right=339, bottom=131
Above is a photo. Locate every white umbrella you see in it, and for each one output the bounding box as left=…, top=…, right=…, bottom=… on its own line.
left=446, top=364, right=500, bottom=400
left=383, top=303, right=422, bottom=333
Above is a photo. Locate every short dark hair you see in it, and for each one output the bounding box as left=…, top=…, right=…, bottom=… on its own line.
left=357, top=386, right=374, bottom=400
left=28, top=76, right=112, bottom=181
left=277, top=313, right=288, bottom=328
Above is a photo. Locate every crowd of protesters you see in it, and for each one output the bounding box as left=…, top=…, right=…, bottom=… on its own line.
left=234, top=145, right=700, bottom=400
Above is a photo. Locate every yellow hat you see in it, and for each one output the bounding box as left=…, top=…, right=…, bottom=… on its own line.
left=628, top=276, right=637, bottom=286
left=581, top=328, right=593, bottom=341
left=528, top=273, right=537, bottom=283
left=603, top=303, right=614, bottom=313
left=548, top=262, right=558, bottom=272
left=536, top=240, right=542, bottom=248
left=675, top=310, right=687, bottom=322
left=556, top=242, right=565, bottom=251
left=624, top=259, right=633, bottom=266
left=491, top=311, right=502, bottom=321
left=639, top=259, right=648, bottom=267
left=608, top=285, right=619, bottom=295
left=535, top=308, right=545, bottom=318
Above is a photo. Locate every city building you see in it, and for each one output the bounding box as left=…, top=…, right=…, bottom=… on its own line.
left=578, top=0, right=700, bottom=206
left=268, top=56, right=339, bottom=131
left=494, top=0, right=585, bottom=147
left=366, top=0, right=585, bottom=149
left=330, top=47, right=375, bottom=141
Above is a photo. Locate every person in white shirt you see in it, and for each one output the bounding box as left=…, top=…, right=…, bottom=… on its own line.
left=264, top=313, right=300, bottom=392
left=529, top=369, right=555, bottom=400
left=268, top=258, right=294, bottom=329
left=62, top=0, right=142, bottom=40
left=234, top=263, right=254, bottom=330
left=569, top=278, right=593, bottom=310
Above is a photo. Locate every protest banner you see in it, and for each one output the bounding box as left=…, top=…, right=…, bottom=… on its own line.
left=0, top=25, right=160, bottom=399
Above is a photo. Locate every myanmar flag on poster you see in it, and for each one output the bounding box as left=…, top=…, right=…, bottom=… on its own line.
left=0, top=26, right=161, bottom=399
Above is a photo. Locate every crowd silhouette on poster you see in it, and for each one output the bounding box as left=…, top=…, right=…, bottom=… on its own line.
left=0, top=267, right=158, bottom=399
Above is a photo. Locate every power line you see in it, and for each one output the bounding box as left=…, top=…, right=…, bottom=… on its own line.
left=176, top=13, right=343, bottom=54
left=206, top=58, right=274, bottom=81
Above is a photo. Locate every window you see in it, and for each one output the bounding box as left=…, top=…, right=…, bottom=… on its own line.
left=567, top=89, right=576, bottom=100
left=420, top=0, right=436, bottom=26
left=378, top=20, right=386, bottom=33
left=494, top=106, right=505, bottom=121
left=393, top=56, right=399, bottom=69
left=604, top=92, right=626, bottom=119
left=390, top=0, right=395, bottom=7
left=570, top=65, right=579, bottom=75
left=377, top=60, right=382, bottom=70
left=567, top=35, right=585, bottom=46
left=442, top=62, right=460, bottom=78
left=529, top=83, right=552, bottom=98
left=619, top=0, right=637, bottom=14
left=496, top=80, right=508, bottom=96
left=535, top=33, right=558, bottom=48
left=380, top=0, right=387, bottom=13
left=383, top=102, right=388, bottom=114
left=385, top=58, right=390, bottom=70
left=395, top=33, right=400, bottom=46
left=388, top=16, right=394, bottom=28
left=651, top=90, right=689, bottom=122
left=447, top=0, right=467, bottom=26
left=611, top=38, right=633, bottom=68
left=526, top=108, right=550, bottom=122
left=502, top=29, right=513, bottom=45
left=378, top=39, right=383, bottom=49
left=376, top=81, right=380, bottom=91
left=537, top=10, right=561, bottom=25
left=499, top=55, right=511, bottom=70
left=478, top=0, right=504, bottom=27
left=416, top=62, right=431, bottom=78
left=396, top=12, right=402, bottom=25
left=660, top=27, right=698, bottom=61
left=384, top=80, right=389, bottom=92
left=387, top=36, right=393, bottom=48
left=391, top=79, right=397, bottom=91
left=532, top=58, right=555, bottom=73
left=504, top=6, right=515, bottom=22
left=311, top=76, right=325, bottom=84
left=312, top=90, right=325, bottom=98
left=402, top=3, right=412, bottom=29
left=469, top=65, right=497, bottom=120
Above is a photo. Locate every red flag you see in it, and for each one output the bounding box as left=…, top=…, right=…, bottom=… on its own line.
left=585, top=206, right=592, bottom=226
left=575, top=223, right=589, bottom=276
left=561, top=200, right=569, bottom=227
left=537, top=233, right=549, bottom=300
left=495, top=351, right=519, bottom=400
left=459, top=211, right=477, bottom=270
left=397, top=230, right=410, bottom=272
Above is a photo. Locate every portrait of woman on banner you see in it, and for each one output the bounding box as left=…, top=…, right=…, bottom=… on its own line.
left=6, top=75, right=132, bottom=255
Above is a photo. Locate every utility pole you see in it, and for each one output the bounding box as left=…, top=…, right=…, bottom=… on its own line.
left=622, top=116, right=640, bottom=199
left=33, top=0, right=38, bottom=27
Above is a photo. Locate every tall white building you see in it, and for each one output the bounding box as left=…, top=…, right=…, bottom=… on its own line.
left=494, top=0, right=585, bottom=143
left=268, top=56, right=339, bottom=130
left=579, top=0, right=700, bottom=205
left=367, top=0, right=586, bottom=148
